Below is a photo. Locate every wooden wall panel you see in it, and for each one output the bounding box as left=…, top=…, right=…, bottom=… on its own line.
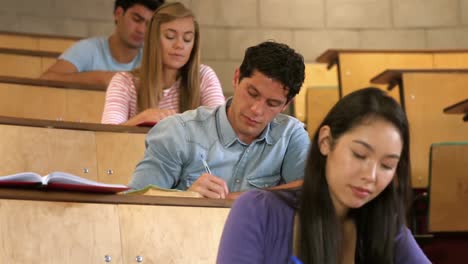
left=0, top=200, right=123, bottom=264
left=47, top=128, right=98, bottom=180
left=0, top=83, right=67, bottom=121
left=0, top=83, right=105, bottom=123
left=0, top=53, right=42, bottom=78
left=38, top=38, right=75, bottom=53
left=119, top=204, right=229, bottom=263
left=0, top=125, right=98, bottom=179
left=0, top=33, right=75, bottom=53
left=95, top=132, right=146, bottom=185
left=0, top=35, right=37, bottom=50
left=65, top=89, right=106, bottom=123
left=433, top=53, right=468, bottom=68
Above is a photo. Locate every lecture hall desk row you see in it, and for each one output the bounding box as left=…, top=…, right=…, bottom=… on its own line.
left=311, top=49, right=468, bottom=188
left=316, top=49, right=468, bottom=101
left=0, top=31, right=79, bottom=78
left=0, top=116, right=148, bottom=186
left=297, top=49, right=468, bottom=140
left=0, top=47, right=59, bottom=78
left=371, top=69, right=468, bottom=188
left=0, top=76, right=106, bottom=123
left=0, top=188, right=232, bottom=263
left=0, top=30, right=78, bottom=53
left=0, top=141, right=465, bottom=264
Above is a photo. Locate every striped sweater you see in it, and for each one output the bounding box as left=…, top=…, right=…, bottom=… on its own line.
left=101, top=64, right=225, bottom=124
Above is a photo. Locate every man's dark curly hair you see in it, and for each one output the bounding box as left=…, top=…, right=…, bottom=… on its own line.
left=238, top=41, right=305, bottom=103
left=114, top=0, right=164, bottom=12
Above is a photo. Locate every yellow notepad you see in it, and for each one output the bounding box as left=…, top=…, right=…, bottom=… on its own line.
left=126, top=184, right=202, bottom=198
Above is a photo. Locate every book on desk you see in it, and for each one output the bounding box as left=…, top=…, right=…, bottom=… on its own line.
left=0, top=171, right=130, bottom=193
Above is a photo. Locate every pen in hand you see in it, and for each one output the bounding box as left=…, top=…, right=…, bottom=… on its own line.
left=200, top=154, right=212, bottom=174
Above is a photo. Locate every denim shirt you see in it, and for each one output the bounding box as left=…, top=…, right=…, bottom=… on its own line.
left=129, top=99, right=310, bottom=192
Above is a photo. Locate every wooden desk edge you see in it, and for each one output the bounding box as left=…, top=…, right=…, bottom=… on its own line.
left=0, top=188, right=233, bottom=208
left=371, top=69, right=468, bottom=92
left=0, top=47, right=61, bottom=58
left=315, top=49, right=468, bottom=65
left=443, top=98, right=468, bottom=114
left=0, top=75, right=106, bottom=91
left=0, top=115, right=150, bottom=134
left=0, top=30, right=82, bottom=41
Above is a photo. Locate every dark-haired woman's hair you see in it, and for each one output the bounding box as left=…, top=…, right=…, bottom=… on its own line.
left=298, top=87, right=411, bottom=263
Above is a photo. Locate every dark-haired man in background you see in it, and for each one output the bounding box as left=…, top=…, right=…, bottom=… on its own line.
left=41, top=0, right=164, bottom=86
left=130, top=41, right=310, bottom=199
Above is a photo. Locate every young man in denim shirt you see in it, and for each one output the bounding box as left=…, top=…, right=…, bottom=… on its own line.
left=130, top=41, right=310, bottom=199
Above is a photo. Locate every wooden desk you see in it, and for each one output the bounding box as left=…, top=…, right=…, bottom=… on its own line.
left=0, top=76, right=106, bottom=123
left=0, top=31, right=79, bottom=53
left=316, top=49, right=468, bottom=102
left=0, top=189, right=231, bottom=263
left=371, top=69, right=468, bottom=187
left=444, top=99, right=468, bottom=122
left=0, top=117, right=149, bottom=185
left=294, top=64, right=338, bottom=123
left=0, top=48, right=60, bottom=78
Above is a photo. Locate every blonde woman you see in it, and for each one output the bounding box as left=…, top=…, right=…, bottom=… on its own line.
left=102, top=2, right=225, bottom=125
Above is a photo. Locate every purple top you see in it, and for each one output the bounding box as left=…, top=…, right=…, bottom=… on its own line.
left=217, top=190, right=431, bottom=264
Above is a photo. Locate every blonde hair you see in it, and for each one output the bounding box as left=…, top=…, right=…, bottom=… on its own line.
left=135, top=2, right=200, bottom=113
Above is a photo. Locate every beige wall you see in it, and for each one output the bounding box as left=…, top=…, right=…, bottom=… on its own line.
left=1, top=0, right=468, bottom=95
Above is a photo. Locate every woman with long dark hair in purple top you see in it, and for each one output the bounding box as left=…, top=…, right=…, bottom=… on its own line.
left=217, top=87, right=431, bottom=264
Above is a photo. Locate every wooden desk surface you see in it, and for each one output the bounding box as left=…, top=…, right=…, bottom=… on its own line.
left=0, top=188, right=233, bottom=208
left=0, top=115, right=150, bottom=134
left=316, top=49, right=468, bottom=66
left=0, top=30, right=81, bottom=41
left=0, top=47, right=61, bottom=58
left=0, top=75, right=106, bottom=91
left=371, top=69, right=468, bottom=87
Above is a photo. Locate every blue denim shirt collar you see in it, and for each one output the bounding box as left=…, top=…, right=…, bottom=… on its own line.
left=217, top=97, right=274, bottom=147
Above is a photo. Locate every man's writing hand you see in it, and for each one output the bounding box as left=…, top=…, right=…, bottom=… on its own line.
left=188, top=173, right=229, bottom=199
